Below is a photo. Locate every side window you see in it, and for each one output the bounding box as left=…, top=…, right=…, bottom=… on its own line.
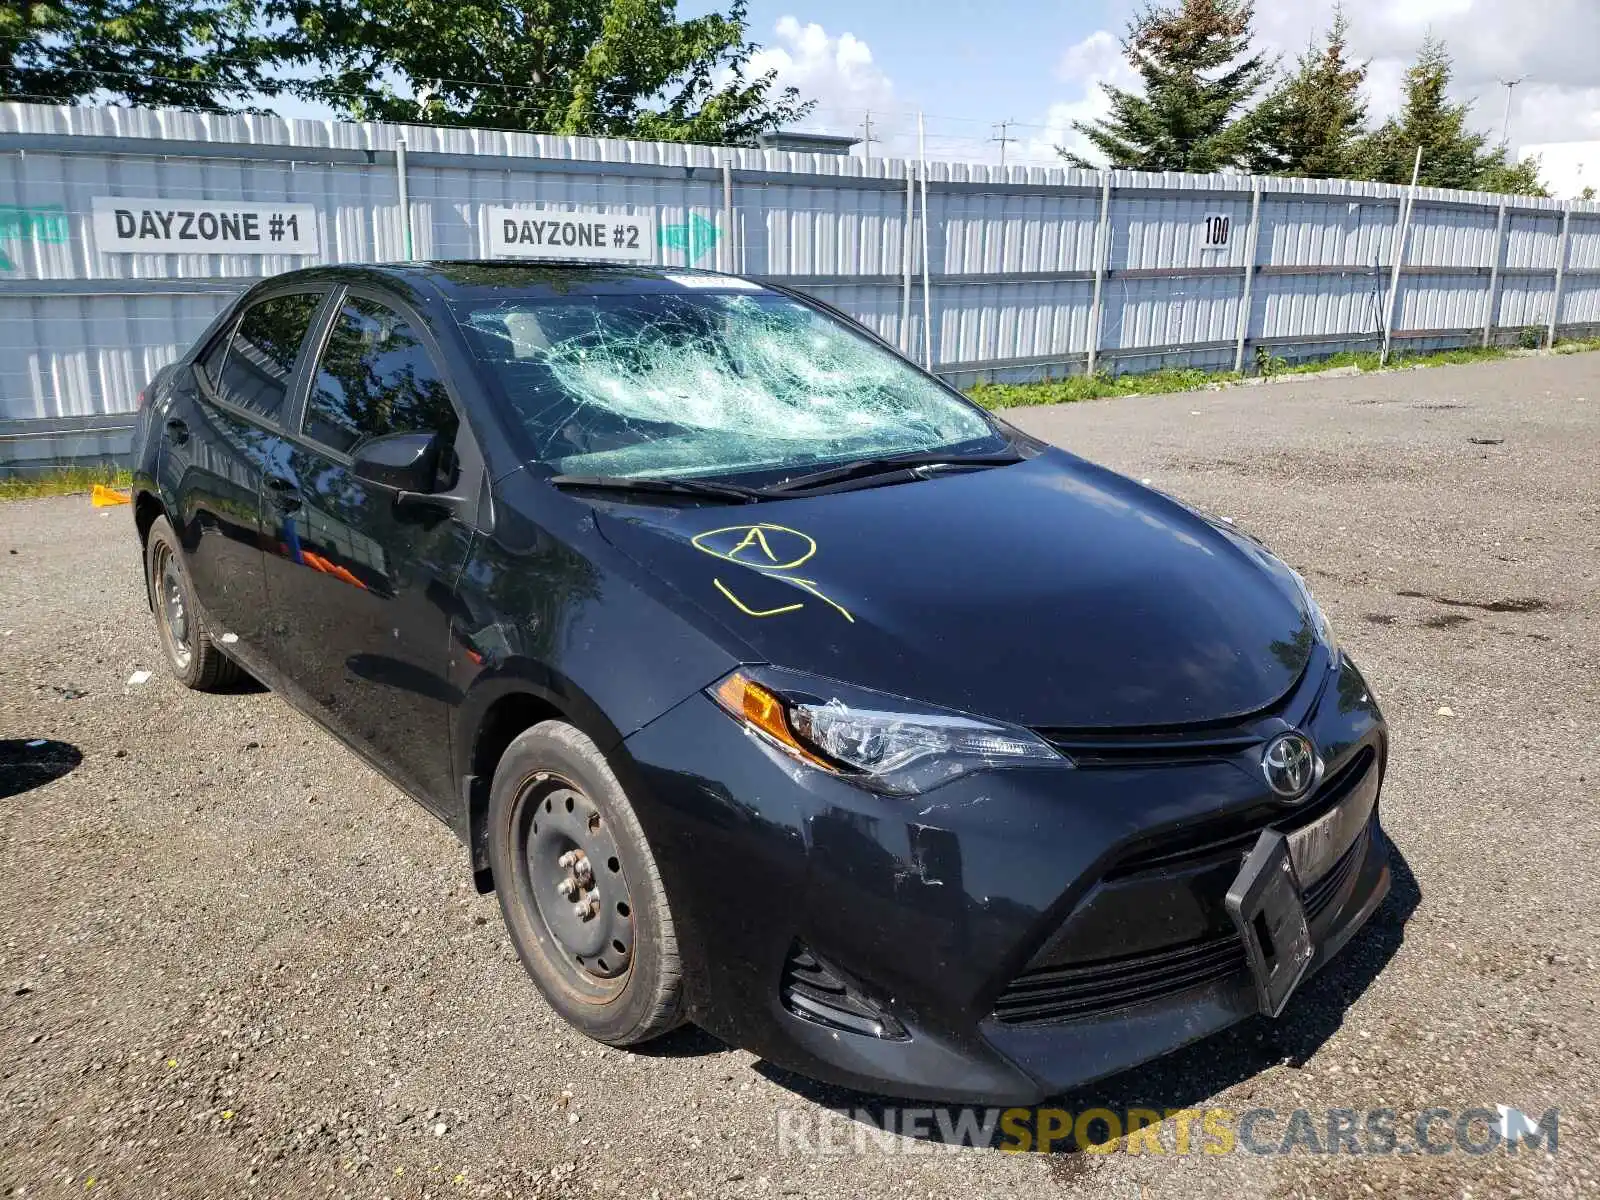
left=197, top=319, right=235, bottom=388
left=215, top=293, right=322, bottom=420
left=302, top=297, right=460, bottom=485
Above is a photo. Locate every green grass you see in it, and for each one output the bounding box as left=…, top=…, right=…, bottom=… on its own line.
left=0, top=465, right=131, bottom=501
left=968, top=338, right=1600, bottom=410
left=969, top=367, right=1240, bottom=410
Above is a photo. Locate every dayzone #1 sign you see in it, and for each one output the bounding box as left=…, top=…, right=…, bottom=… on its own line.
left=487, top=207, right=655, bottom=262
left=91, top=198, right=320, bottom=255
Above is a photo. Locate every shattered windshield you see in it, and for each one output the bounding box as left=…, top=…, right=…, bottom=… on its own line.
left=451, top=288, right=999, bottom=479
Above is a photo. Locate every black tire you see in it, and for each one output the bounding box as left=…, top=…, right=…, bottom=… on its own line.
left=487, top=720, right=683, bottom=1045
left=144, top=515, right=243, bottom=692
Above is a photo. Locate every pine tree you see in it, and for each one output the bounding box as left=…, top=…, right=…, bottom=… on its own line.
left=1247, top=7, right=1367, bottom=178
left=1060, top=0, right=1272, bottom=172
left=1354, top=37, right=1544, bottom=194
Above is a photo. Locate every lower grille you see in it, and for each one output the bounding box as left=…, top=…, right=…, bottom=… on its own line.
left=992, top=824, right=1373, bottom=1027
left=780, top=944, right=907, bottom=1040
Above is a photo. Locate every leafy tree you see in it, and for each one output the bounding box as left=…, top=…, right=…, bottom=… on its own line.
left=1475, top=155, right=1550, bottom=198
left=0, top=0, right=278, bottom=108
left=271, top=0, right=813, bottom=143
left=1355, top=37, right=1546, bottom=195
left=1247, top=6, right=1366, bottom=178
left=1060, top=0, right=1272, bottom=172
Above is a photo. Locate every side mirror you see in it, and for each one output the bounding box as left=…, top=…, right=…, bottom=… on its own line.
left=351, top=430, right=441, bottom=492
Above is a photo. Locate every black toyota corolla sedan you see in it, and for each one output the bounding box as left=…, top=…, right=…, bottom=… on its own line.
left=129, top=262, right=1390, bottom=1103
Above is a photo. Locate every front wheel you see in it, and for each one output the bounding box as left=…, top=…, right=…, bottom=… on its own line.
left=487, top=720, right=683, bottom=1045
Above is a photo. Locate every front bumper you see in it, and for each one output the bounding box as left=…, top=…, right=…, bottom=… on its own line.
left=619, top=651, right=1391, bottom=1104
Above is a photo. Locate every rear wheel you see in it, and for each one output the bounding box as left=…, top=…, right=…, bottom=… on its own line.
left=144, top=516, right=242, bottom=691
left=487, top=720, right=683, bottom=1045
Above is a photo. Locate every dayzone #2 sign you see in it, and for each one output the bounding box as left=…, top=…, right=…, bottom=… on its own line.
left=487, top=207, right=655, bottom=262
left=91, top=198, right=320, bottom=255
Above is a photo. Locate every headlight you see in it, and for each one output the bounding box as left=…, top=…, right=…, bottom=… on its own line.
left=708, top=669, right=1070, bottom=795
left=1286, top=565, right=1339, bottom=658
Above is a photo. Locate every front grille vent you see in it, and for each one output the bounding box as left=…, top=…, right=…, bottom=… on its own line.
left=1108, top=745, right=1377, bottom=877
left=780, top=943, right=907, bottom=1040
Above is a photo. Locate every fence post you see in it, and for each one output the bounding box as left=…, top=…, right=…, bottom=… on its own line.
left=1380, top=146, right=1423, bottom=367
left=1548, top=204, right=1572, bottom=349
left=901, top=160, right=915, bottom=354
left=721, top=160, right=734, bottom=274
left=1483, top=201, right=1508, bottom=348
left=395, top=137, right=413, bottom=261
left=918, top=113, right=932, bottom=370
left=1086, top=171, right=1112, bottom=378
left=1233, top=178, right=1263, bottom=375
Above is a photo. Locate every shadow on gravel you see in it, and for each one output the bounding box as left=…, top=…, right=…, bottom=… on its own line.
left=0, top=738, right=83, bottom=800
left=754, top=844, right=1422, bottom=1155
left=630, top=1025, right=730, bottom=1059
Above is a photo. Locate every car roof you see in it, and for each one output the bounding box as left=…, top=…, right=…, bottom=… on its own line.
left=257, top=261, right=768, bottom=302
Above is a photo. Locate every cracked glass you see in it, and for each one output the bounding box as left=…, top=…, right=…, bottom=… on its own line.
left=451, top=289, right=997, bottom=479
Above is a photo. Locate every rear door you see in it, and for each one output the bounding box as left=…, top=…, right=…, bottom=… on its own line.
left=257, top=288, right=478, bottom=811
left=161, top=288, right=327, bottom=654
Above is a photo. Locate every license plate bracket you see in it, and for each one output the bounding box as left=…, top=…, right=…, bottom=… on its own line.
left=1226, top=830, right=1314, bottom=1017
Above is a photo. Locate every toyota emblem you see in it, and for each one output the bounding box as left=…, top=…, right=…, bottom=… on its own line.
left=1261, top=731, right=1322, bottom=802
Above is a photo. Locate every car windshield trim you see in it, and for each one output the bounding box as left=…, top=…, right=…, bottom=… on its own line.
left=548, top=473, right=770, bottom=504
left=450, top=289, right=1003, bottom=482
left=762, top=449, right=1028, bottom=496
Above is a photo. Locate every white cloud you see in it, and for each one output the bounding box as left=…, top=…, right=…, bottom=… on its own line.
left=748, top=17, right=901, bottom=156
left=1039, top=0, right=1600, bottom=174
left=1020, top=31, right=1141, bottom=168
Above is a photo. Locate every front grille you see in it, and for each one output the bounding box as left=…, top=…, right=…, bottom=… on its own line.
left=991, top=823, right=1373, bottom=1027
left=780, top=944, right=907, bottom=1040
left=1108, top=745, right=1376, bottom=877
left=1039, top=726, right=1266, bottom=768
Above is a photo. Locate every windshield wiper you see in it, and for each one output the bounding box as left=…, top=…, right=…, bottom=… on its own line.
left=549, top=473, right=771, bottom=504
left=765, top=449, right=1026, bottom=496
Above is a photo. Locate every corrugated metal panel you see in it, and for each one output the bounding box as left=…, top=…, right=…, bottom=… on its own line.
left=1497, top=279, right=1558, bottom=329
left=1102, top=274, right=1239, bottom=352
left=1562, top=280, right=1600, bottom=326
left=1258, top=198, right=1397, bottom=269
left=0, top=291, right=228, bottom=420
left=1564, top=214, right=1600, bottom=272
left=3, top=99, right=1594, bottom=457
left=1408, top=205, right=1499, bottom=267
left=1255, top=272, right=1386, bottom=341
left=1397, top=274, right=1494, bottom=333
left=1504, top=214, right=1563, bottom=270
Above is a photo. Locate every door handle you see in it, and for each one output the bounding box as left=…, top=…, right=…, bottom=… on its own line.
left=265, top=475, right=302, bottom=514
left=164, top=418, right=189, bottom=445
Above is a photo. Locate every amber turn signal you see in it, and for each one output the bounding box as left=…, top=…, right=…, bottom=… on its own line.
left=709, top=671, right=831, bottom=768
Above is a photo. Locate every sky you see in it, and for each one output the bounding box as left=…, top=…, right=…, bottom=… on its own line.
left=265, top=1, right=1600, bottom=178
left=722, top=0, right=1600, bottom=169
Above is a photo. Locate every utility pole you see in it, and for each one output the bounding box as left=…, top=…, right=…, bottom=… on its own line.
left=1499, top=77, right=1527, bottom=147
left=860, top=110, right=874, bottom=160
left=991, top=120, right=1016, bottom=170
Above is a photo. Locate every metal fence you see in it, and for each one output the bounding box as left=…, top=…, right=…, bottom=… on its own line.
left=4, top=100, right=1599, bottom=470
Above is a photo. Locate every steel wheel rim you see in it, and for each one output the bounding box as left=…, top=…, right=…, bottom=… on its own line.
left=513, top=772, right=636, bottom=1005
left=153, top=542, right=192, bottom=669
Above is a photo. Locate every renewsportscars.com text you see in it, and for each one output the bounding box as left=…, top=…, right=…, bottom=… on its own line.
left=774, top=1105, right=1559, bottom=1157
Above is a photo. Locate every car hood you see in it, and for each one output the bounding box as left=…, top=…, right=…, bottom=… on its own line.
left=594, top=450, right=1317, bottom=729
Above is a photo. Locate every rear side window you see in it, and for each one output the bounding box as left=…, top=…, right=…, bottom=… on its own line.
left=215, top=293, right=322, bottom=420
left=197, top=321, right=234, bottom=388
left=302, top=296, right=459, bottom=460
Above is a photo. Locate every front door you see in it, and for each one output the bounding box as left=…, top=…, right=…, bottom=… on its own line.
left=257, top=290, right=476, bottom=811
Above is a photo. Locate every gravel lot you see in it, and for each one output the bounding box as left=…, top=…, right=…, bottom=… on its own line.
left=3, top=352, right=1597, bottom=1199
